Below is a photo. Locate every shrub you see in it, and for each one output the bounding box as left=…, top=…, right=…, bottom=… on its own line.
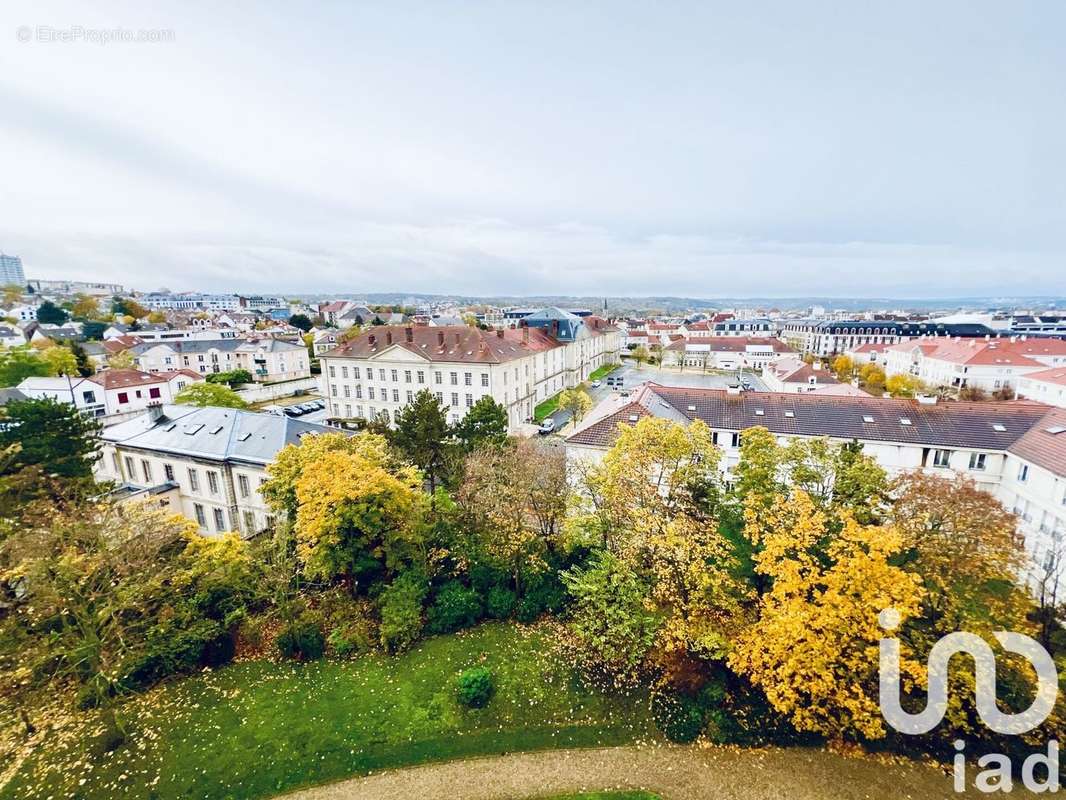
left=652, top=691, right=705, bottom=743
left=328, top=618, right=374, bottom=657
left=378, top=571, right=428, bottom=653
left=205, top=368, right=253, bottom=387
left=455, top=666, right=494, bottom=708
left=486, top=585, right=516, bottom=619
left=426, top=580, right=483, bottom=634
left=122, top=618, right=222, bottom=689
left=516, top=572, right=567, bottom=623
left=276, top=618, right=326, bottom=661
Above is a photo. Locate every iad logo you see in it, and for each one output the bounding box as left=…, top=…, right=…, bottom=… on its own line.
left=878, top=608, right=1061, bottom=793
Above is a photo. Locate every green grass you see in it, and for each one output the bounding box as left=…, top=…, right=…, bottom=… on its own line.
left=534, top=395, right=560, bottom=422
left=3, top=623, right=656, bottom=800
left=587, top=363, right=620, bottom=382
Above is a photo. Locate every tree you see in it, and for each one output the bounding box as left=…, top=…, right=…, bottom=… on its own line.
left=2, top=284, right=22, bottom=306
left=958, top=385, right=988, bottom=402
left=35, top=301, right=68, bottom=325
left=391, top=389, right=455, bottom=496
left=730, top=489, right=925, bottom=740
left=781, top=437, right=888, bottom=524
left=205, top=368, right=252, bottom=387
left=0, top=397, right=102, bottom=483
left=70, top=294, right=102, bottom=319
left=453, top=395, right=508, bottom=451
left=885, top=373, right=926, bottom=398
left=66, top=342, right=94, bottom=377
left=731, top=426, right=784, bottom=512
left=288, top=314, right=313, bottom=332
left=831, top=354, right=856, bottom=381
left=147, top=310, right=167, bottom=324
left=40, top=345, right=79, bottom=377
left=858, top=363, right=885, bottom=395
left=0, top=346, right=49, bottom=387
left=261, top=432, right=425, bottom=589
left=175, top=382, right=249, bottom=409
left=557, top=387, right=593, bottom=427
left=631, top=345, right=650, bottom=365
left=108, top=348, right=136, bottom=369
left=111, top=296, right=149, bottom=319
left=462, top=313, right=479, bottom=327
left=81, top=320, right=107, bottom=340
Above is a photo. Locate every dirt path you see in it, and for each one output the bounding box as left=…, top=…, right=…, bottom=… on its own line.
left=279, top=744, right=991, bottom=800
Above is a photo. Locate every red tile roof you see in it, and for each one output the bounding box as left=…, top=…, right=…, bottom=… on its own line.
left=1021, top=367, right=1066, bottom=387
left=91, top=369, right=168, bottom=390
left=1007, top=408, right=1066, bottom=477
left=886, top=337, right=1066, bottom=367
left=330, top=325, right=562, bottom=364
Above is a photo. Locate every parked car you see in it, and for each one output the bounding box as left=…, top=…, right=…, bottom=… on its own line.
left=590, top=379, right=602, bottom=388
left=537, top=418, right=556, bottom=435
left=283, top=407, right=303, bottom=417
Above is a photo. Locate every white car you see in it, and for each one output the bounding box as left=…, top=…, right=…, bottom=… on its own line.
left=590, top=380, right=602, bottom=388
left=537, top=418, right=556, bottom=435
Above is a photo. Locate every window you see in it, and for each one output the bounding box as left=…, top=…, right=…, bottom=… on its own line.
left=392, top=389, right=399, bottom=402
left=194, top=503, right=206, bottom=527
left=391, top=370, right=398, bottom=382
left=450, top=372, right=458, bottom=385
left=730, top=433, right=740, bottom=447
left=969, top=452, right=987, bottom=471
left=238, top=474, right=250, bottom=498
left=163, top=463, right=174, bottom=482
left=213, top=508, right=225, bottom=531
left=149, top=387, right=161, bottom=399
left=451, top=392, right=459, bottom=407
left=932, top=449, right=952, bottom=468
left=188, top=468, right=199, bottom=492
left=124, top=456, right=135, bottom=479
left=435, top=392, right=443, bottom=403
left=330, top=384, right=338, bottom=397
left=355, top=385, right=363, bottom=399
left=417, top=370, right=425, bottom=384
left=329, top=365, right=336, bottom=377
left=405, top=370, right=412, bottom=383
left=141, top=459, right=152, bottom=483
left=83, top=390, right=97, bottom=404
left=464, top=372, right=472, bottom=386
left=481, top=373, right=489, bottom=387
left=1018, top=464, right=1029, bottom=483
left=466, top=394, right=473, bottom=407
left=406, top=391, right=413, bottom=403
left=243, top=511, right=255, bottom=534
left=343, top=385, right=351, bottom=398
left=207, top=471, right=220, bottom=495
left=117, top=391, right=129, bottom=404
left=345, top=404, right=351, bottom=417
left=435, top=372, right=442, bottom=384
left=341, top=366, right=349, bottom=379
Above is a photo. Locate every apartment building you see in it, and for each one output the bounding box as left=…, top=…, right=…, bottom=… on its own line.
left=565, top=382, right=1066, bottom=583
left=762, top=357, right=849, bottom=394
left=133, top=338, right=309, bottom=382
left=882, top=337, right=1066, bottom=394
left=17, top=369, right=202, bottom=418
left=319, top=310, right=621, bottom=429
left=663, top=337, right=794, bottom=370
left=96, top=404, right=337, bottom=536
left=780, top=319, right=996, bottom=356
left=1016, top=368, right=1066, bottom=409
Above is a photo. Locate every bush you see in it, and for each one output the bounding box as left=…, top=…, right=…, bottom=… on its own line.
left=205, top=368, right=253, bottom=387
left=455, top=666, right=494, bottom=708
left=378, top=571, right=428, bottom=653
left=328, top=618, right=374, bottom=657
left=122, top=618, right=222, bottom=689
left=276, top=618, right=326, bottom=661
left=515, top=573, right=567, bottom=623
left=426, top=580, right=483, bottom=634
left=485, top=585, right=516, bottom=619
left=651, top=691, right=705, bottom=743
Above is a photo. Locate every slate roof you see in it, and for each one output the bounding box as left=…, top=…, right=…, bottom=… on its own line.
left=566, top=383, right=1052, bottom=452
left=102, top=405, right=340, bottom=466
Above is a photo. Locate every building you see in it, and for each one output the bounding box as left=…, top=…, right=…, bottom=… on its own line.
left=662, top=337, right=795, bottom=370
left=141, top=293, right=246, bottom=311
left=319, top=311, right=621, bottom=429
left=780, top=319, right=996, bottom=357
left=712, top=318, right=773, bottom=337
left=96, top=404, right=338, bottom=537
left=564, top=382, right=1066, bottom=583
left=0, top=253, right=25, bottom=285
left=882, top=337, right=1066, bottom=394
left=133, top=338, right=309, bottom=383
left=1016, top=368, right=1066, bottom=409
left=27, top=278, right=124, bottom=296
left=17, top=369, right=203, bottom=418
left=0, top=324, right=26, bottom=347
left=762, top=357, right=847, bottom=393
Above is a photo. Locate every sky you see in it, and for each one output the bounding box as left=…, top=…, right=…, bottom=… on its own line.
left=0, top=1, right=1063, bottom=299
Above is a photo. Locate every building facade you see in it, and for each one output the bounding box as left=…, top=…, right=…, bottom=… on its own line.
left=133, top=338, right=309, bottom=382
left=0, top=253, right=25, bottom=285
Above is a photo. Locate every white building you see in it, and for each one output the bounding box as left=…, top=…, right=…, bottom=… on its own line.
left=319, top=310, right=621, bottom=430
left=663, top=337, right=795, bottom=370
left=1016, top=368, right=1066, bottom=409
left=17, top=369, right=202, bottom=419
left=96, top=404, right=338, bottom=537
left=133, top=338, right=309, bottom=383
left=882, top=337, right=1066, bottom=394
left=565, top=383, right=1066, bottom=586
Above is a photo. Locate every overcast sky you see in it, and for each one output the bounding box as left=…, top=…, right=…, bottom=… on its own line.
left=1, top=1, right=1063, bottom=298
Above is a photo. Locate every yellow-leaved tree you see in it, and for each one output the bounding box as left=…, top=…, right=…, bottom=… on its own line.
left=730, top=488, right=925, bottom=740
left=261, top=432, right=425, bottom=589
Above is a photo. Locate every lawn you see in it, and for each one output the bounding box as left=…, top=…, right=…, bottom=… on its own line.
left=587, top=363, right=620, bottom=382
left=2, top=623, right=656, bottom=800
left=534, top=395, right=560, bottom=422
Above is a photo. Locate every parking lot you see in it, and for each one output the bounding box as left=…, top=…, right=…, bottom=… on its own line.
left=260, top=397, right=329, bottom=423
left=610, top=363, right=769, bottom=392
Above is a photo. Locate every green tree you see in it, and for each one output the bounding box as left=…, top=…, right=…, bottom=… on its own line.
left=0, top=346, right=49, bottom=387
left=66, top=342, right=94, bottom=377
left=81, top=320, right=108, bottom=340
left=205, top=368, right=253, bottom=387
left=40, top=345, right=79, bottom=377
left=35, top=301, right=68, bottom=325
left=111, top=296, right=149, bottom=319
left=70, top=294, right=101, bottom=319
left=731, top=426, right=784, bottom=511
left=453, top=395, right=508, bottom=451
left=391, top=389, right=455, bottom=496
left=557, top=386, right=593, bottom=427
left=631, top=345, right=650, bottom=365
left=288, top=314, right=313, bottom=332
left=0, top=397, right=101, bottom=482
left=175, top=382, right=249, bottom=409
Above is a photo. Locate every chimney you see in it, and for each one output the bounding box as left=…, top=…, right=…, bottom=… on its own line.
left=454, top=332, right=461, bottom=344
left=368, top=334, right=376, bottom=345
left=437, top=331, right=445, bottom=347
left=147, top=401, right=165, bottom=423
left=386, top=331, right=393, bottom=345
left=522, top=327, right=529, bottom=342
left=405, top=326, right=413, bottom=343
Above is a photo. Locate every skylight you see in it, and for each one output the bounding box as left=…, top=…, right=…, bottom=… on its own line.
left=183, top=424, right=204, bottom=435
left=687, top=405, right=697, bottom=411
left=900, top=418, right=912, bottom=425
left=628, top=414, right=639, bottom=422
left=754, top=408, right=765, bottom=416
left=1047, top=425, right=1066, bottom=435
left=863, top=415, right=875, bottom=423
left=208, top=425, right=224, bottom=435
left=237, top=432, right=252, bottom=441
left=163, top=423, right=177, bottom=432
left=992, top=423, right=1007, bottom=432
left=784, top=411, right=795, bottom=418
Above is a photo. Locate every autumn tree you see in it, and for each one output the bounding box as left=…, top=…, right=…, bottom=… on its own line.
left=730, top=489, right=925, bottom=740
left=557, top=386, right=593, bottom=427
left=107, top=348, right=136, bottom=369
left=885, top=372, right=926, bottom=398
left=858, top=363, right=886, bottom=395
left=40, top=344, right=79, bottom=377
left=781, top=437, right=888, bottom=524
left=261, top=432, right=425, bottom=590
left=631, top=344, right=650, bottom=365
left=175, top=382, right=249, bottom=409
left=0, top=346, right=49, bottom=387
left=70, top=293, right=101, bottom=319
left=832, top=354, right=856, bottom=381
